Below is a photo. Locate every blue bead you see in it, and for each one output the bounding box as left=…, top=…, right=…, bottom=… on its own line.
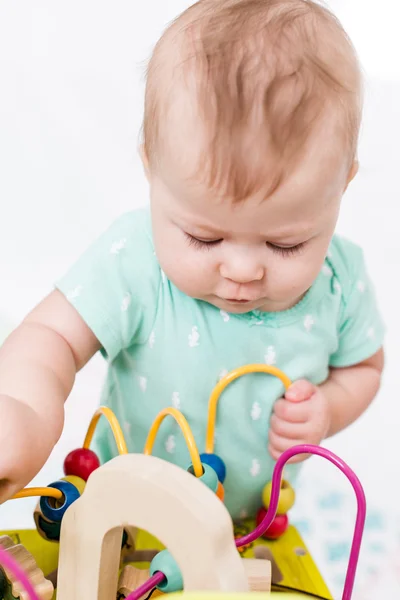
left=40, top=480, right=81, bottom=523
left=200, top=453, right=226, bottom=483
left=150, top=550, right=183, bottom=593
left=187, top=463, right=218, bottom=493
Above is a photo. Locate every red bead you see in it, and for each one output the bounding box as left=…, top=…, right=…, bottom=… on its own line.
left=63, top=448, right=100, bottom=481
left=256, top=507, right=289, bottom=540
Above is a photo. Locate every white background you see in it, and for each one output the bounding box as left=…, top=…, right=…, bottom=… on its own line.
left=0, top=0, right=399, bottom=592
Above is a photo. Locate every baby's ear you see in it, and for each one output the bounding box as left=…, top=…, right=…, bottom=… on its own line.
left=345, top=158, right=359, bottom=190
left=139, top=144, right=150, bottom=181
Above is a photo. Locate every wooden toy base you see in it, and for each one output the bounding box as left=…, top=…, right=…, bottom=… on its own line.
left=0, top=520, right=332, bottom=600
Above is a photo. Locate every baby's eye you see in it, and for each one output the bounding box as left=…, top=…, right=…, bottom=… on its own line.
left=267, top=241, right=306, bottom=256
left=185, top=233, right=223, bottom=250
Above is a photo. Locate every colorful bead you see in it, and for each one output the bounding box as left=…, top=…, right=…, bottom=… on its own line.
left=187, top=463, right=218, bottom=493
left=150, top=550, right=183, bottom=593
left=256, top=507, right=289, bottom=540
left=37, top=515, right=61, bottom=541
left=40, top=480, right=81, bottom=523
left=199, top=453, right=226, bottom=483
left=63, top=448, right=100, bottom=481
left=262, top=479, right=295, bottom=515
left=216, top=481, right=225, bottom=501
left=62, top=475, right=86, bottom=496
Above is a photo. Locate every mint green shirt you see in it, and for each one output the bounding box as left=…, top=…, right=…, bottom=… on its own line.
left=56, top=208, right=384, bottom=520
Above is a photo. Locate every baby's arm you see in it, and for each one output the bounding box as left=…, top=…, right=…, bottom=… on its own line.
left=269, top=347, right=384, bottom=462
left=320, top=347, right=384, bottom=436
left=0, top=289, right=100, bottom=502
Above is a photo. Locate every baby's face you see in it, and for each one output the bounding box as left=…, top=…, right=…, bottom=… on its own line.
left=146, top=139, right=356, bottom=315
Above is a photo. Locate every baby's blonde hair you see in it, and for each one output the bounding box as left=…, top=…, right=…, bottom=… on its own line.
left=143, top=0, right=362, bottom=200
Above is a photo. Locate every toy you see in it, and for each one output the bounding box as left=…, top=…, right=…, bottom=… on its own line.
left=255, top=508, right=289, bottom=539
left=0, top=364, right=366, bottom=600
left=262, top=479, right=295, bottom=515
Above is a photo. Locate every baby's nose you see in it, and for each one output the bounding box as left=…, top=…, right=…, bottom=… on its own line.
left=220, top=258, right=264, bottom=284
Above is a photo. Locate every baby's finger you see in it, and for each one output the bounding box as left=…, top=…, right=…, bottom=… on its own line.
left=268, top=443, right=283, bottom=462
left=285, top=379, right=316, bottom=402
left=268, top=429, right=302, bottom=455
left=268, top=430, right=311, bottom=463
left=270, top=414, right=309, bottom=440
left=273, top=398, right=310, bottom=423
left=268, top=442, right=307, bottom=464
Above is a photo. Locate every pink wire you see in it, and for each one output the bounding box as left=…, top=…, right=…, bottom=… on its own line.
left=235, top=444, right=366, bottom=600
left=0, top=544, right=40, bottom=600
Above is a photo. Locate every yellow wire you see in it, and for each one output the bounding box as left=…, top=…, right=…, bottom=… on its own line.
left=144, top=407, right=203, bottom=477
left=206, top=363, right=292, bottom=454
left=12, top=487, right=63, bottom=500
left=83, top=406, right=128, bottom=455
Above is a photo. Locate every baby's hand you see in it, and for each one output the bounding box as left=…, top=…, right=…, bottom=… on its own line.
left=268, top=380, right=331, bottom=463
left=0, top=395, right=51, bottom=504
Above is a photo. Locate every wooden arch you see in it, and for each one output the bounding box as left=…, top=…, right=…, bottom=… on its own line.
left=57, top=453, right=248, bottom=600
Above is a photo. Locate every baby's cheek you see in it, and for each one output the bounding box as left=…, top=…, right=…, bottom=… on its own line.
left=163, top=249, right=215, bottom=295
left=273, top=259, right=319, bottom=297
left=266, top=269, right=305, bottom=300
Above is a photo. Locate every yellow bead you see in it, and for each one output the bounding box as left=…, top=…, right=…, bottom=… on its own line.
left=262, top=479, right=295, bottom=514
left=62, top=475, right=86, bottom=496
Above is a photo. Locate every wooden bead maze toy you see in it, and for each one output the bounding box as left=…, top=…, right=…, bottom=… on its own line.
left=0, top=364, right=366, bottom=600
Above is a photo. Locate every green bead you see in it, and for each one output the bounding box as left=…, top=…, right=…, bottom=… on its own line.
left=199, top=453, right=226, bottom=483
left=187, top=463, right=218, bottom=493
left=150, top=550, right=183, bottom=593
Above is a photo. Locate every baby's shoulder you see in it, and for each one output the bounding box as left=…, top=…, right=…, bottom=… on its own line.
left=96, top=206, right=156, bottom=264
left=106, top=206, right=152, bottom=243
left=325, top=234, right=367, bottom=300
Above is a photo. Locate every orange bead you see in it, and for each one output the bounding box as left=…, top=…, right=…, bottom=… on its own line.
left=216, top=481, right=225, bottom=501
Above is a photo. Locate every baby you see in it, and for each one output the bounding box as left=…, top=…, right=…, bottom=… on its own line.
left=0, top=0, right=384, bottom=520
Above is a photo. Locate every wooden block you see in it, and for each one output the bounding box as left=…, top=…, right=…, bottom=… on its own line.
left=0, top=537, right=54, bottom=600
left=0, top=529, right=59, bottom=581
left=57, top=453, right=249, bottom=600
left=118, top=565, right=150, bottom=599
left=242, top=558, right=271, bottom=592
left=0, top=535, right=14, bottom=551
